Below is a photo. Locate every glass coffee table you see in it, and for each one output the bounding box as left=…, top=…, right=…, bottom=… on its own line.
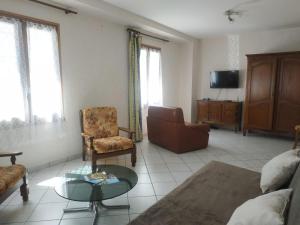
left=55, top=164, right=138, bottom=225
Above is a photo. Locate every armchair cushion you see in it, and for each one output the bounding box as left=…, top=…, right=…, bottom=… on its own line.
left=148, top=106, right=184, bottom=123
left=93, top=136, right=134, bottom=154
left=0, top=164, right=26, bottom=194
left=82, top=107, right=119, bottom=138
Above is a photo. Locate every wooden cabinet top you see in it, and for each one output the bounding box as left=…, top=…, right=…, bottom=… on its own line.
left=197, top=100, right=242, bottom=103
left=246, top=51, right=300, bottom=57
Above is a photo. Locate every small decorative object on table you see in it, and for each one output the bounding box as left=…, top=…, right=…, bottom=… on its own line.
left=85, top=171, right=119, bottom=185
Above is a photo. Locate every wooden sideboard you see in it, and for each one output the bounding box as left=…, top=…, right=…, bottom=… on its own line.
left=197, top=100, right=242, bottom=132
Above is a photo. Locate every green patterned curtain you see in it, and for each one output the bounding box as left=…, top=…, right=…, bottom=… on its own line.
left=128, top=31, right=143, bottom=142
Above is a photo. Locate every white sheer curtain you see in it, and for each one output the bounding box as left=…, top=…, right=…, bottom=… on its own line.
left=140, top=47, right=163, bottom=107
left=0, top=17, right=26, bottom=128
left=0, top=16, right=63, bottom=129
left=27, top=22, right=63, bottom=123
left=140, top=46, right=163, bottom=134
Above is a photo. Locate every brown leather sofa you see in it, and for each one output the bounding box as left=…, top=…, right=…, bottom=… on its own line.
left=147, top=106, right=209, bottom=153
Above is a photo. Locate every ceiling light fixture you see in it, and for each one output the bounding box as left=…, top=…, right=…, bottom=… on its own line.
left=224, top=9, right=242, bottom=23
left=224, top=0, right=262, bottom=23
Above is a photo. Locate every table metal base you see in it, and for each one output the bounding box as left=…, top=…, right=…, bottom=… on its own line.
left=63, top=201, right=130, bottom=225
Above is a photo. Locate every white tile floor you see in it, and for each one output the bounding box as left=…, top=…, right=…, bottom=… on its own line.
left=0, top=130, right=293, bottom=225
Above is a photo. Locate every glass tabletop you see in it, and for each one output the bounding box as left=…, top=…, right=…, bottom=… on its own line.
left=55, top=165, right=138, bottom=202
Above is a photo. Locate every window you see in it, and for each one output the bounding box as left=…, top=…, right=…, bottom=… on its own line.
left=0, top=13, right=63, bottom=128
left=140, top=46, right=163, bottom=107
left=139, top=45, right=163, bottom=134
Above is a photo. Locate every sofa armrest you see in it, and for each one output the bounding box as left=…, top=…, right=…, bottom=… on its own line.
left=0, top=151, right=23, bottom=165
left=119, top=127, right=135, bottom=140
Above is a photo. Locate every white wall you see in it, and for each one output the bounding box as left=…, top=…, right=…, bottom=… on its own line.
left=191, top=40, right=201, bottom=122
left=177, top=42, right=193, bottom=122
left=177, top=40, right=201, bottom=123
left=0, top=0, right=187, bottom=168
left=197, top=27, right=300, bottom=101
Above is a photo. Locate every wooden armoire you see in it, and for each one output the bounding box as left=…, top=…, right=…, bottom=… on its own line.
left=243, top=52, right=300, bottom=136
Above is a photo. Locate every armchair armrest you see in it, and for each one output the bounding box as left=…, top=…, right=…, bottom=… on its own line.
left=81, top=133, right=95, bottom=141
left=81, top=133, right=95, bottom=149
left=119, top=127, right=135, bottom=139
left=0, top=151, right=23, bottom=165
left=81, top=133, right=94, bottom=139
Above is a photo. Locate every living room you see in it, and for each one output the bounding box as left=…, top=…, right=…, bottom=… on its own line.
left=0, top=0, right=300, bottom=225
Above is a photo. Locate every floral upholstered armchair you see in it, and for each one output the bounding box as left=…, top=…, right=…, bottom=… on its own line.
left=0, top=152, right=28, bottom=204
left=80, top=107, right=136, bottom=172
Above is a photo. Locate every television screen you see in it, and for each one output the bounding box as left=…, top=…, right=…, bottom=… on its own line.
left=210, top=70, right=239, bottom=88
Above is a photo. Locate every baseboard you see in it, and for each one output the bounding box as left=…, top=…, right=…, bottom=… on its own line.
left=27, top=153, right=81, bottom=173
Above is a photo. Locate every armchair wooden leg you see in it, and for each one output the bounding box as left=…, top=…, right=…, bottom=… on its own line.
left=82, top=137, right=87, bottom=161
left=91, top=150, right=97, bottom=173
left=20, top=176, right=29, bottom=202
left=82, top=147, right=86, bottom=161
left=131, top=145, right=136, bottom=167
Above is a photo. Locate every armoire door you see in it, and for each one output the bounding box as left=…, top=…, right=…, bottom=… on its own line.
left=275, top=55, right=300, bottom=133
left=244, top=56, right=277, bottom=131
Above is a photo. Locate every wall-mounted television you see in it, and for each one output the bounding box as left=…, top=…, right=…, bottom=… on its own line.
left=210, top=70, right=239, bottom=89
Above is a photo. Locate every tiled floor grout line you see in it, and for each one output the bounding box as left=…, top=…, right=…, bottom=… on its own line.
left=158, top=149, right=186, bottom=185
left=139, top=143, right=160, bottom=201
left=26, top=161, right=70, bottom=224
left=23, top=186, right=50, bottom=224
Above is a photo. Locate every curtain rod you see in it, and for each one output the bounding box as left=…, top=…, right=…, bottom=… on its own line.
left=127, top=28, right=169, bottom=42
left=28, top=0, right=78, bottom=14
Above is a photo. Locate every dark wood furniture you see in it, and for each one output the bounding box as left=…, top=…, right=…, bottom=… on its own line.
left=243, top=52, right=300, bottom=136
left=197, top=100, right=242, bottom=132
left=0, top=152, right=28, bottom=204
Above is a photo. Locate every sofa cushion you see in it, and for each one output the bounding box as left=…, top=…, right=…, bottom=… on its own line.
left=128, top=161, right=262, bottom=225
left=0, top=164, right=26, bottom=194
left=148, top=106, right=184, bottom=123
left=227, top=189, right=292, bottom=225
left=260, top=149, right=300, bottom=193
left=93, top=136, right=134, bottom=153
left=286, top=164, right=300, bottom=225
left=82, top=107, right=119, bottom=138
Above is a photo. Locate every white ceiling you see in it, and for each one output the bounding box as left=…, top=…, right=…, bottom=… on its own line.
left=102, top=0, right=300, bottom=38
left=48, top=0, right=194, bottom=41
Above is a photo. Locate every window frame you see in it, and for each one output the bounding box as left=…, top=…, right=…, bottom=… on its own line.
left=0, top=10, right=64, bottom=124
left=141, top=44, right=161, bottom=51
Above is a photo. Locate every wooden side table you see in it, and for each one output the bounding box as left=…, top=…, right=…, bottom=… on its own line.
left=294, top=125, right=300, bottom=149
